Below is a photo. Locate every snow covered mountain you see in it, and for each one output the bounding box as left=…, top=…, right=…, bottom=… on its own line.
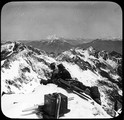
left=46, top=34, right=62, bottom=40
left=56, top=46, right=122, bottom=116
left=1, top=41, right=122, bottom=118
left=1, top=41, right=56, bottom=94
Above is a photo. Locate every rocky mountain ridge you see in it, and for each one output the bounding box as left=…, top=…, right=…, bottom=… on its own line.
left=1, top=41, right=122, bottom=118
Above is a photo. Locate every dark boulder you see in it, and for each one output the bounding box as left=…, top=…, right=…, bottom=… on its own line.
left=90, top=86, right=101, bottom=105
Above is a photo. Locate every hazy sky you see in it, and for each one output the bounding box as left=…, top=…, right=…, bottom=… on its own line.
left=1, top=1, right=122, bottom=41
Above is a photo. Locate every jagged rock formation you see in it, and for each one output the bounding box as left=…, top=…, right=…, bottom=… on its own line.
left=1, top=41, right=56, bottom=94
left=56, top=46, right=122, bottom=117
left=1, top=41, right=122, bottom=118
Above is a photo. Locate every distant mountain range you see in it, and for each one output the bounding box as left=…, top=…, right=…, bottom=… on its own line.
left=21, top=39, right=72, bottom=55
left=76, top=39, right=122, bottom=54
left=20, top=38, right=122, bottom=55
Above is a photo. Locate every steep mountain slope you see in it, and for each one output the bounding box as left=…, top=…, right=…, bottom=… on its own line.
left=1, top=41, right=56, bottom=94
left=1, top=42, right=122, bottom=118
left=56, top=46, right=122, bottom=117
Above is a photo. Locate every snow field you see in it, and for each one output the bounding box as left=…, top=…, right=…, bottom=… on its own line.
left=1, top=84, right=111, bottom=119
left=62, top=62, right=100, bottom=87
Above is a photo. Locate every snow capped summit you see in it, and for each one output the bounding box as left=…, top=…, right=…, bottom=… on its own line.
left=46, top=34, right=60, bottom=40
left=1, top=41, right=15, bottom=52
left=46, top=34, right=70, bottom=44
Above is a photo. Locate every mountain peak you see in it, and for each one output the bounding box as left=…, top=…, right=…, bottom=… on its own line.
left=46, top=34, right=71, bottom=46
left=46, top=34, right=60, bottom=40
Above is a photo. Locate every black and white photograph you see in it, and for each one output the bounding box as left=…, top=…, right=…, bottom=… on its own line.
left=1, top=1, right=122, bottom=119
